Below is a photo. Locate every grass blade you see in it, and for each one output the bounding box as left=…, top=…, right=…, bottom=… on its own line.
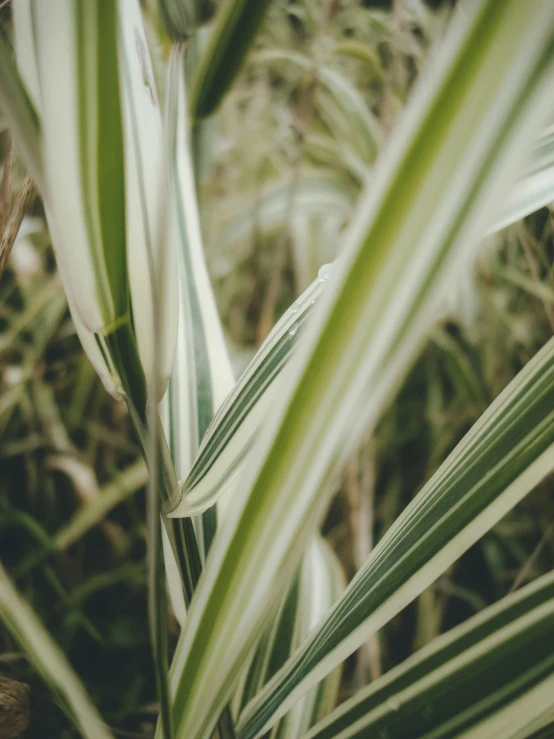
left=189, top=0, right=273, bottom=119
left=304, top=571, right=554, bottom=739
left=0, top=564, right=114, bottom=739
left=117, top=0, right=179, bottom=397
left=173, top=272, right=326, bottom=515
left=174, top=116, right=554, bottom=517
left=237, top=334, right=554, bottom=736
left=233, top=537, right=345, bottom=739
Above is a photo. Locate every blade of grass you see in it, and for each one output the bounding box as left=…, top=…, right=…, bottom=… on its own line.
left=304, top=570, right=554, bottom=739
left=189, top=0, right=273, bottom=119
left=237, top=334, right=554, bottom=737
left=0, top=564, right=114, bottom=739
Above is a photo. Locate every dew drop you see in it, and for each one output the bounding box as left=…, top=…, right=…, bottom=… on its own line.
left=387, top=696, right=401, bottom=712
left=318, top=262, right=333, bottom=282
left=291, top=301, right=301, bottom=314
left=289, top=324, right=299, bottom=337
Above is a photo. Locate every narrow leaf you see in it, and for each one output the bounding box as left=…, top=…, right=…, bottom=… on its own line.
left=233, top=537, right=345, bottom=739
left=189, top=0, right=273, bottom=119
left=173, top=270, right=327, bottom=515
left=117, top=0, right=179, bottom=396
left=173, top=112, right=554, bottom=518
left=238, top=334, right=554, bottom=736
left=0, top=564, right=113, bottom=739
left=305, top=571, right=554, bottom=739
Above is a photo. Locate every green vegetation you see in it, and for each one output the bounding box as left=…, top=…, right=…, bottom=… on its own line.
left=0, top=1, right=553, bottom=737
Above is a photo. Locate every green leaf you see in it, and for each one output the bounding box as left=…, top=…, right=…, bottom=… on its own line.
left=35, top=0, right=128, bottom=331
left=172, top=269, right=327, bottom=515
left=233, top=537, right=345, bottom=739
left=189, top=0, right=274, bottom=119
left=172, top=113, right=554, bottom=519
left=304, top=571, right=554, bottom=739
left=158, top=46, right=236, bottom=633
left=237, top=335, right=554, bottom=736
left=10, top=0, right=178, bottom=401
left=167, top=4, right=554, bottom=738
left=162, top=44, right=236, bottom=566
left=117, top=0, right=179, bottom=398
left=179, top=115, right=554, bottom=516
left=0, top=564, right=113, bottom=739
left=494, top=123, right=554, bottom=231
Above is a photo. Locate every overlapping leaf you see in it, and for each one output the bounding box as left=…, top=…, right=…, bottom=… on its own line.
left=166, top=4, right=554, bottom=739
left=238, top=334, right=554, bottom=737
left=234, top=537, right=345, bottom=739
left=162, top=45, right=235, bottom=557
left=174, top=117, right=554, bottom=518
left=304, top=570, right=554, bottom=739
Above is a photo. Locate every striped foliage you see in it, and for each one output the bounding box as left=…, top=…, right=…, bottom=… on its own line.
left=237, top=334, right=554, bottom=737
left=189, top=0, right=273, bottom=119
left=162, top=45, right=235, bottom=556
left=1, top=3, right=554, bottom=739
left=173, top=116, right=554, bottom=518
left=159, top=44, right=236, bottom=628
left=173, top=270, right=328, bottom=515
left=9, top=0, right=178, bottom=403
left=166, top=4, right=554, bottom=738
left=233, top=537, right=345, bottom=739
left=160, top=56, right=347, bottom=738
left=304, top=570, right=554, bottom=739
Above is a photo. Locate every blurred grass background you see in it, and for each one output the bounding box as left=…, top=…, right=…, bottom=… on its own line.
left=1, top=0, right=553, bottom=735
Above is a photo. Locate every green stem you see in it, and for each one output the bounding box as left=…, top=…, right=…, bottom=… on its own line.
left=106, top=321, right=202, bottom=738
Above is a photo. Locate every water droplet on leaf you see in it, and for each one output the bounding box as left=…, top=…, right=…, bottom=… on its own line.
left=318, top=263, right=333, bottom=282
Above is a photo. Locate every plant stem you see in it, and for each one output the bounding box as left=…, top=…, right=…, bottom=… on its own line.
left=106, top=321, right=198, bottom=739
